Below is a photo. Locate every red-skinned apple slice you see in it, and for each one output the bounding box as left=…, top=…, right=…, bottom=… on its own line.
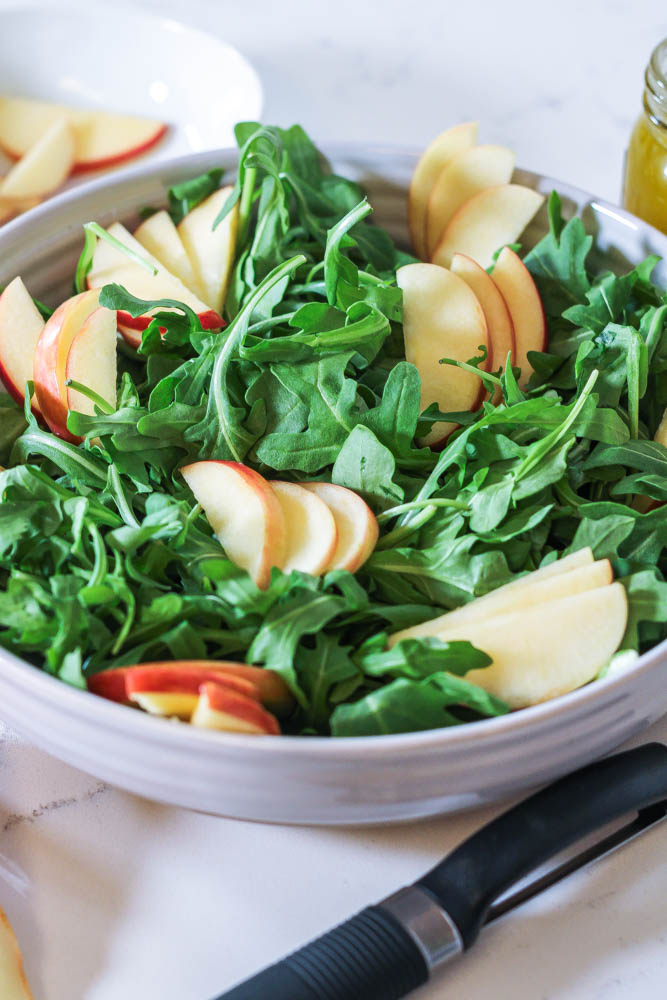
left=87, top=222, right=222, bottom=346
left=408, top=122, right=478, bottom=260
left=181, top=461, right=286, bottom=589
left=0, top=277, right=44, bottom=412
left=301, top=482, right=378, bottom=572
left=0, top=96, right=166, bottom=173
left=431, top=184, right=545, bottom=269
left=425, top=144, right=515, bottom=258
left=65, top=306, right=117, bottom=417
left=131, top=692, right=199, bottom=720
left=269, top=481, right=338, bottom=576
left=125, top=665, right=261, bottom=701
left=491, top=246, right=547, bottom=388
left=87, top=660, right=294, bottom=715
left=0, top=117, right=73, bottom=200
left=191, top=682, right=281, bottom=735
left=133, top=210, right=203, bottom=300
left=33, top=289, right=102, bottom=441
left=177, top=187, right=238, bottom=313
left=397, top=262, right=489, bottom=446
left=451, top=252, right=516, bottom=403
left=0, top=906, right=33, bottom=1000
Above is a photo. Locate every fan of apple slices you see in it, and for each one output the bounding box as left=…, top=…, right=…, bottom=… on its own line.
left=89, top=661, right=295, bottom=734
left=402, top=122, right=548, bottom=441
left=0, top=96, right=167, bottom=226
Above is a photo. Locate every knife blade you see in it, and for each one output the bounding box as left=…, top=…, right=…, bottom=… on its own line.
left=213, top=742, right=667, bottom=1000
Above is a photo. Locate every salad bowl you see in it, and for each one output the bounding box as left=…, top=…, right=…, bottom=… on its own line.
left=0, top=145, right=666, bottom=826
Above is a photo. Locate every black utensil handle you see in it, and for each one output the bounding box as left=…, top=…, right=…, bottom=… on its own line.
left=214, top=904, right=428, bottom=1000
left=418, top=741, right=667, bottom=949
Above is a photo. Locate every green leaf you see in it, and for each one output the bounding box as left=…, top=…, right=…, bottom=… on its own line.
left=331, top=673, right=508, bottom=736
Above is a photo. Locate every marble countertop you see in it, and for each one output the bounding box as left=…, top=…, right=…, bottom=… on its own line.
left=1, top=0, right=667, bottom=997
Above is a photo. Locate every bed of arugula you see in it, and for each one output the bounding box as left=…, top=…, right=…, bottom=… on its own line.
left=0, top=121, right=666, bottom=737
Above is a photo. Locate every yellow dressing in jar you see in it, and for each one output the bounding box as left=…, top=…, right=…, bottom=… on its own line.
left=624, top=37, right=667, bottom=234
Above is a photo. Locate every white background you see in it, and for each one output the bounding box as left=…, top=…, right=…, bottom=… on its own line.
left=1, top=1, right=667, bottom=998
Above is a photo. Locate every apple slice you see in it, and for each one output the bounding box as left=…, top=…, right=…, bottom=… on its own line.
left=269, top=481, right=338, bottom=576
left=70, top=111, right=166, bottom=173
left=431, top=184, right=545, bottom=269
left=425, top=145, right=515, bottom=258
left=431, top=583, right=627, bottom=708
left=133, top=210, right=203, bottom=300
left=301, top=482, right=378, bottom=572
left=0, top=196, right=40, bottom=225
left=87, top=222, right=222, bottom=345
left=0, top=906, right=33, bottom=1000
left=65, top=306, right=117, bottom=417
left=0, top=277, right=44, bottom=412
left=389, top=556, right=610, bottom=646
left=397, top=262, right=489, bottom=446
left=450, top=252, right=515, bottom=403
left=491, top=246, right=547, bottom=388
left=131, top=692, right=199, bottom=720
left=181, top=461, right=286, bottom=589
left=408, top=122, right=478, bottom=260
left=0, top=117, right=73, bottom=200
left=33, top=289, right=102, bottom=440
left=177, top=187, right=238, bottom=314
left=125, top=664, right=260, bottom=701
left=191, top=682, right=281, bottom=735
left=87, top=660, right=294, bottom=715
left=0, top=96, right=166, bottom=172
left=654, top=408, right=667, bottom=447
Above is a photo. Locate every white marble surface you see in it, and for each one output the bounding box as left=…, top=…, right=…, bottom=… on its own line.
left=1, top=0, right=667, bottom=998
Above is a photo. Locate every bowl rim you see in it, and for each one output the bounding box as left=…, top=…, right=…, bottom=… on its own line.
left=1, top=142, right=666, bottom=756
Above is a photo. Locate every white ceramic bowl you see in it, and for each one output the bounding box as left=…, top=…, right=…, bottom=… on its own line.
left=0, top=5, right=263, bottom=178
left=0, top=146, right=666, bottom=826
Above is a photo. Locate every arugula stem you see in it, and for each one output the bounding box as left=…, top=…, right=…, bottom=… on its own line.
left=237, top=166, right=257, bottom=249
left=108, top=465, right=140, bottom=528
left=377, top=497, right=469, bottom=522
left=375, top=505, right=439, bottom=549
left=83, top=222, right=157, bottom=276
left=65, top=380, right=115, bottom=415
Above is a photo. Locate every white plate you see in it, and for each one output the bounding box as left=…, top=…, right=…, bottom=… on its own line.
left=0, top=4, right=262, bottom=184
left=0, top=145, right=666, bottom=826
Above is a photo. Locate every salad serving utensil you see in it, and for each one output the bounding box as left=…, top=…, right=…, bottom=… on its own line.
left=217, top=743, right=667, bottom=999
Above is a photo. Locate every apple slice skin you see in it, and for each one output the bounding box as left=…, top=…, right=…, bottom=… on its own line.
left=431, top=184, right=545, bottom=270
left=71, top=122, right=167, bottom=174
left=269, top=481, right=338, bottom=576
left=192, top=682, right=281, bottom=735
left=425, top=144, right=515, bottom=258
left=301, top=482, right=379, bottom=572
left=0, top=277, right=44, bottom=413
left=115, top=306, right=223, bottom=350
left=33, top=289, right=102, bottom=441
left=397, top=262, right=489, bottom=447
left=491, top=246, right=547, bottom=388
left=125, top=665, right=261, bottom=702
left=87, top=660, right=294, bottom=715
left=408, top=122, right=478, bottom=260
left=181, top=461, right=287, bottom=589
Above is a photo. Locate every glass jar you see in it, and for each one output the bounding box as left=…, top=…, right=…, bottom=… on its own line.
left=623, top=37, right=667, bottom=234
